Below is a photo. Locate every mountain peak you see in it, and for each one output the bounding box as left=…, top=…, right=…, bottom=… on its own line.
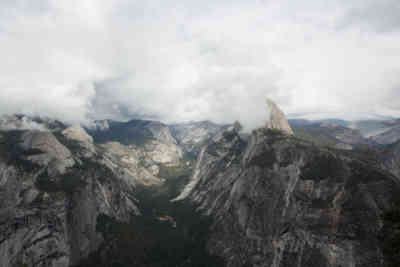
left=265, top=98, right=294, bottom=135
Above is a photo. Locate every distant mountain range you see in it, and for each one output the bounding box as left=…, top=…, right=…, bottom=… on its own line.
left=289, top=117, right=400, bottom=148
left=288, top=111, right=396, bottom=121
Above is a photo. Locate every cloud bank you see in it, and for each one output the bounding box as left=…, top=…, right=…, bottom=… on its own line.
left=1, top=0, right=400, bottom=130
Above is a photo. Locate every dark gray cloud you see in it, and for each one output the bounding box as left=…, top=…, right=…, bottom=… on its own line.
left=0, top=0, right=400, bottom=130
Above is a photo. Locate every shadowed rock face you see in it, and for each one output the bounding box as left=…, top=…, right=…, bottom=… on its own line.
left=178, top=127, right=400, bottom=267
left=0, top=129, right=138, bottom=267
left=382, top=141, right=400, bottom=179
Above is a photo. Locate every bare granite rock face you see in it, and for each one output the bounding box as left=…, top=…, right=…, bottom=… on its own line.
left=100, top=142, right=163, bottom=187
left=144, top=140, right=183, bottom=166
left=62, top=125, right=94, bottom=145
left=266, top=99, right=293, bottom=135
left=19, top=131, right=75, bottom=176
left=89, top=119, right=183, bottom=167
left=62, top=125, right=96, bottom=157
left=92, top=119, right=190, bottom=188
left=0, top=129, right=138, bottom=267
left=146, top=121, right=179, bottom=145
left=170, top=121, right=225, bottom=155
left=3, top=112, right=400, bottom=267
left=177, top=126, right=400, bottom=267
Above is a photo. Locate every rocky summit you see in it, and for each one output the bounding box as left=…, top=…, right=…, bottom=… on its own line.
left=265, top=99, right=294, bottom=135
left=1, top=99, right=400, bottom=267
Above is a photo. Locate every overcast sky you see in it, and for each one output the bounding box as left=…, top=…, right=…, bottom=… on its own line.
left=1, top=0, right=400, bottom=130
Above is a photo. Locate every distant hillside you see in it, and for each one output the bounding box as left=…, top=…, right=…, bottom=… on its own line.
left=289, top=119, right=374, bottom=150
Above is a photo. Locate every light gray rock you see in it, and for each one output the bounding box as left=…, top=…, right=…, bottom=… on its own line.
left=266, top=99, right=293, bottom=135
left=147, top=121, right=178, bottom=145
left=62, top=125, right=96, bottom=157
left=101, top=142, right=164, bottom=187
left=170, top=121, right=225, bottom=155
left=89, top=119, right=184, bottom=166
left=20, top=131, right=75, bottom=175
left=62, top=125, right=93, bottom=145
left=144, top=140, right=183, bottom=166
left=333, top=142, right=353, bottom=150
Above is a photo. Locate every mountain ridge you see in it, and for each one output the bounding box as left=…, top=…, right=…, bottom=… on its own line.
left=1, top=99, right=400, bottom=266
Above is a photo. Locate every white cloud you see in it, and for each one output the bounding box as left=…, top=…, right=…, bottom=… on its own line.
left=0, top=0, right=400, bottom=129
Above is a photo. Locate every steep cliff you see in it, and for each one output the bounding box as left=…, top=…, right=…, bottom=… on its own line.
left=0, top=127, right=138, bottom=267
left=170, top=121, right=225, bottom=156
left=381, top=141, right=400, bottom=179
left=266, top=99, right=293, bottom=135
left=177, top=126, right=400, bottom=267
left=100, top=141, right=164, bottom=187
left=2, top=111, right=400, bottom=267
left=89, top=119, right=183, bottom=166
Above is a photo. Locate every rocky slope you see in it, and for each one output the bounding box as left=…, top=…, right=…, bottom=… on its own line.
left=381, top=141, right=400, bottom=179
left=290, top=118, right=400, bottom=147
left=291, top=121, right=375, bottom=150
left=176, top=125, right=400, bottom=267
left=89, top=119, right=183, bottom=166
left=2, top=104, right=400, bottom=267
left=170, top=121, right=225, bottom=156
left=88, top=119, right=189, bottom=188
left=0, top=125, right=138, bottom=267
left=99, top=141, right=164, bottom=187
left=348, top=119, right=390, bottom=138
left=370, top=120, right=400, bottom=145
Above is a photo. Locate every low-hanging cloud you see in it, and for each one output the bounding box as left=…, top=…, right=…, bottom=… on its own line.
left=1, top=0, right=400, bottom=131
